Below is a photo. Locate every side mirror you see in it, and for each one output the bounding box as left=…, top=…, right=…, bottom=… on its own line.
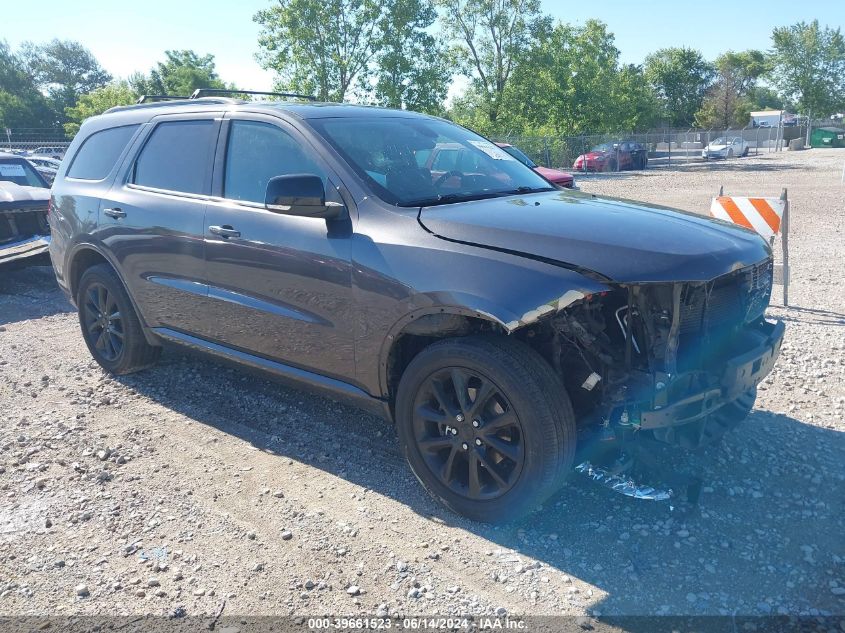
left=264, top=174, right=344, bottom=219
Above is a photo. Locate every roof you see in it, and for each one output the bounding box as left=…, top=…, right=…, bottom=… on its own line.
left=815, top=127, right=845, bottom=133
left=103, top=98, right=422, bottom=120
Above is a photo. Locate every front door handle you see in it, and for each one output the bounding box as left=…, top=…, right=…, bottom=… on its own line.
left=103, top=207, right=126, bottom=219
left=209, top=225, right=241, bottom=239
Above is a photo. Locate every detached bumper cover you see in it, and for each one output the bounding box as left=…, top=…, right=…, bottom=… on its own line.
left=640, top=319, right=785, bottom=429
left=0, top=234, right=51, bottom=265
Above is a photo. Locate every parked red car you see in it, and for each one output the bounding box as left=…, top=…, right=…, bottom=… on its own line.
left=495, top=143, right=575, bottom=188
left=573, top=141, right=648, bottom=172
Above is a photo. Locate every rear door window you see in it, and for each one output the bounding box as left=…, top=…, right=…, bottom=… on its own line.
left=66, top=125, right=139, bottom=180
left=133, top=120, right=216, bottom=194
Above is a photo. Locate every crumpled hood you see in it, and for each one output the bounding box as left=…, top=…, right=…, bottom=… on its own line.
left=706, top=144, right=729, bottom=151
left=0, top=181, right=50, bottom=203
left=419, top=190, right=771, bottom=283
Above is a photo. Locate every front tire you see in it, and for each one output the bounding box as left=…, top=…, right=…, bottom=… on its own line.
left=395, top=336, right=576, bottom=523
left=77, top=264, right=161, bottom=375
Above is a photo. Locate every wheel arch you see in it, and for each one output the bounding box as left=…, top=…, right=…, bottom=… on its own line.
left=66, top=242, right=161, bottom=347
left=378, top=284, right=602, bottom=411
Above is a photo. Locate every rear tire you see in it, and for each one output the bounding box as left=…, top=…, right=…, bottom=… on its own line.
left=77, top=263, right=160, bottom=375
left=395, top=336, right=576, bottom=523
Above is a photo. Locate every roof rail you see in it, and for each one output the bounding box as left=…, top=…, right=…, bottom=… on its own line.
left=190, top=88, right=318, bottom=102
left=136, top=95, right=189, bottom=104
left=104, top=96, right=242, bottom=114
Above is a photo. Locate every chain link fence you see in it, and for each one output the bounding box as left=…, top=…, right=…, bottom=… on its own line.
left=2, top=129, right=71, bottom=158
left=493, top=124, right=809, bottom=173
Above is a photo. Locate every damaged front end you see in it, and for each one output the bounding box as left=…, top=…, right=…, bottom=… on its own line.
left=541, top=258, right=784, bottom=498
left=0, top=179, right=51, bottom=267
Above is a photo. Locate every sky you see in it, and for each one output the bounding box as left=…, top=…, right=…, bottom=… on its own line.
left=3, top=0, right=843, bottom=95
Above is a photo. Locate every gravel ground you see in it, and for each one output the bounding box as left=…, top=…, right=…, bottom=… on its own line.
left=1, top=149, right=843, bottom=622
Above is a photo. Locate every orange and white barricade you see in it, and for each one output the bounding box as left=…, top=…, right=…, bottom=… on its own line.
left=710, top=188, right=790, bottom=306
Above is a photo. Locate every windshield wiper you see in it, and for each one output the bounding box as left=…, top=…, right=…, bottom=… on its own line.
left=499, top=186, right=555, bottom=195
left=399, top=191, right=502, bottom=208
left=401, top=186, right=555, bottom=208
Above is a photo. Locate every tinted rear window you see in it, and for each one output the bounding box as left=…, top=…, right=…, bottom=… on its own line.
left=0, top=159, right=48, bottom=187
left=133, top=120, right=215, bottom=194
left=67, top=125, right=139, bottom=180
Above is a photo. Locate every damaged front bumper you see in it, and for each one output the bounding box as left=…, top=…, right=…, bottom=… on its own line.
left=640, top=319, right=784, bottom=429
left=0, top=234, right=51, bottom=265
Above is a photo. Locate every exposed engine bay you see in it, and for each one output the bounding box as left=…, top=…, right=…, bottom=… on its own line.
left=522, top=257, right=784, bottom=501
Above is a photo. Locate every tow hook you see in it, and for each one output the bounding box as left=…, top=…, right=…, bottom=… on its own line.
left=575, top=461, right=673, bottom=501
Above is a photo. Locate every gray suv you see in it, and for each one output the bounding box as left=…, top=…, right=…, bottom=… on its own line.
left=49, top=95, right=784, bottom=522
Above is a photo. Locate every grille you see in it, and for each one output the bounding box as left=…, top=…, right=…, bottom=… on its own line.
left=679, top=259, right=773, bottom=336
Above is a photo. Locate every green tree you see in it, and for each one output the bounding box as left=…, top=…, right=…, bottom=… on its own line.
left=369, top=0, right=450, bottom=113
left=612, top=64, right=660, bottom=132
left=20, top=39, right=111, bottom=124
left=747, top=86, right=784, bottom=110
left=644, top=47, right=714, bottom=126
left=64, top=81, right=138, bottom=137
left=695, top=50, right=767, bottom=128
left=770, top=20, right=845, bottom=116
left=503, top=20, right=619, bottom=135
left=0, top=40, right=55, bottom=129
left=255, top=0, right=382, bottom=102
left=133, top=50, right=227, bottom=97
left=477, top=20, right=658, bottom=136
left=437, top=0, right=550, bottom=125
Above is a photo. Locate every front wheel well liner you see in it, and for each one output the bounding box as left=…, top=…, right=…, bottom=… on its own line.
left=383, top=312, right=502, bottom=412
left=382, top=311, right=563, bottom=416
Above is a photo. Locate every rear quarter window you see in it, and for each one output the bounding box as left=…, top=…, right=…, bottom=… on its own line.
left=66, top=125, right=139, bottom=180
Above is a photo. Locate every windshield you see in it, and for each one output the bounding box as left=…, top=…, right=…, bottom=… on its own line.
left=711, top=137, right=728, bottom=145
left=499, top=144, right=537, bottom=168
left=0, top=159, right=48, bottom=188
left=590, top=143, right=616, bottom=153
left=309, top=117, right=553, bottom=207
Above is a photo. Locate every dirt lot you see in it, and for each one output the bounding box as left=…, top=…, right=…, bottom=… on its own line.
left=1, top=149, right=843, bottom=623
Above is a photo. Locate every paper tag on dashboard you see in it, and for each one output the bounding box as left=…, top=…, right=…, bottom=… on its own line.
left=0, top=164, right=26, bottom=177
left=468, top=140, right=515, bottom=161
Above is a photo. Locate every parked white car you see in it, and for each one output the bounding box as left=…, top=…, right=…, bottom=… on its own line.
left=702, top=137, right=749, bottom=159
left=29, top=146, right=66, bottom=159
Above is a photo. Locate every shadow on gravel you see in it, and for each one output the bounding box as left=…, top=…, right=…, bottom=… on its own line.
left=777, top=305, right=845, bottom=328
left=114, top=347, right=845, bottom=622
left=0, top=265, right=73, bottom=326
left=652, top=159, right=807, bottom=174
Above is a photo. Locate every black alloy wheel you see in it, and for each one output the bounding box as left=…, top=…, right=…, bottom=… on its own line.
left=76, top=263, right=161, bottom=374
left=412, top=367, right=525, bottom=500
left=81, top=282, right=124, bottom=362
left=396, top=336, right=577, bottom=522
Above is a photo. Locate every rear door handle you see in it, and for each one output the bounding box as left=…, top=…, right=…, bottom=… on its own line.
left=208, top=225, right=241, bottom=239
left=103, top=207, right=126, bottom=219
